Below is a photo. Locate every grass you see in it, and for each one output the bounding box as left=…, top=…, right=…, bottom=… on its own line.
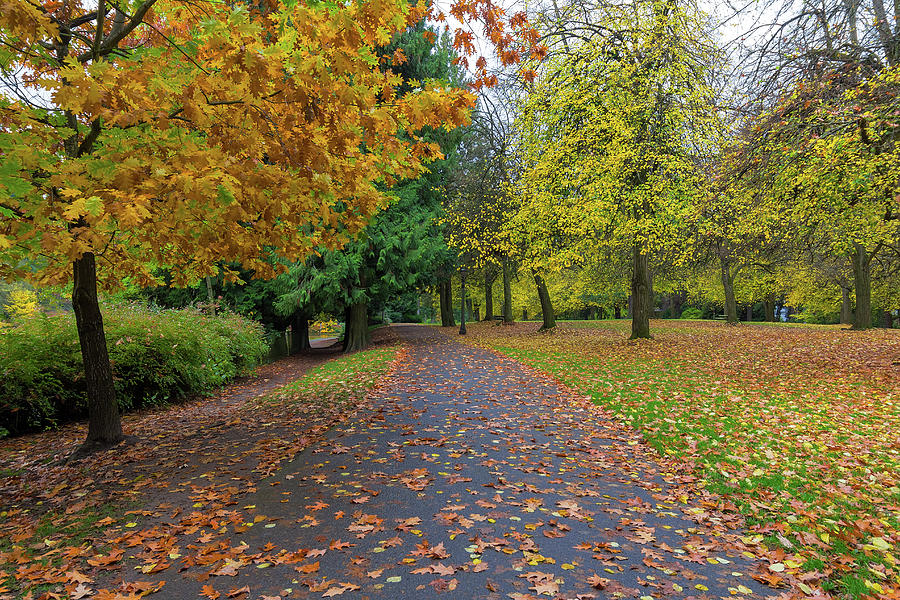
left=462, top=319, right=899, bottom=599
left=0, top=501, right=128, bottom=597
left=264, top=345, right=399, bottom=406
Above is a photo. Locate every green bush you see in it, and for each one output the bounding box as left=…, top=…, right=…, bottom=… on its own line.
left=0, top=303, right=267, bottom=436
left=680, top=307, right=704, bottom=319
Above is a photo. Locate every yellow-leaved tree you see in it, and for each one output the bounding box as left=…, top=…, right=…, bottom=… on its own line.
left=512, top=0, right=722, bottom=339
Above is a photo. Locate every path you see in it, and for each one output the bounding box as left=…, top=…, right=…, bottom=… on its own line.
left=123, top=325, right=775, bottom=599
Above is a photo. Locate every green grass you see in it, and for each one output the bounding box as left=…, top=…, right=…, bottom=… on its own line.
left=0, top=501, right=128, bottom=597
left=465, top=320, right=899, bottom=598
left=264, top=345, right=399, bottom=406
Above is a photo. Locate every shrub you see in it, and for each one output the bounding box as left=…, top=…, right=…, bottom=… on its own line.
left=679, top=307, right=704, bottom=319
left=0, top=303, right=267, bottom=436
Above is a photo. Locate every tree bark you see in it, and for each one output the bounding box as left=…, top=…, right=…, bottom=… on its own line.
left=851, top=242, right=872, bottom=330
left=745, top=304, right=753, bottom=322
left=459, top=271, right=467, bottom=335
left=614, top=305, right=622, bottom=319
left=532, top=269, right=556, bottom=331
left=879, top=309, right=892, bottom=328
left=764, top=294, right=776, bottom=322
left=439, top=279, right=455, bottom=327
left=204, top=276, right=216, bottom=317
left=502, top=259, right=514, bottom=324
left=73, top=252, right=123, bottom=451
left=840, top=286, right=853, bottom=325
left=291, top=312, right=311, bottom=353
left=343, top=301, right=369, bottom=352
left=720, top=258, right=738, bottom=324
left=483, top=271, right=495, bottom=321
left=630, top=243, right=652, bottom=339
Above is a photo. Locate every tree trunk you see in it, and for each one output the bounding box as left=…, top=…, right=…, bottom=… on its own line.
left=532, top=269, right=556, bottom=331
left=483, top=271, right=495, bottom=321
left=291, top=312, right=311, bottom=353
left=630, top=243, right=652, bottom=339
left=343, top=301, right=368, bottom=352
left=720, top=258, right=738, bottom=324
left=72, top=252, right=123, bottom=451
left=880, top=309, right=892, bottom=328
left=205, top=276, right=216, bottom=317
left=745, top=305, right=753, bottom=322
left=764, top=294, right=776, bottom=322
left=439, top=279, right=455, bottom=327
left=459, top=271, right=467, bottom=335
left=840, top=287, right=853, bottom=325
left=614, top=305, right=622, bottom=319
left=851, top=243, right=872, bottom=330
left=502, top=260, right=514, bottom=324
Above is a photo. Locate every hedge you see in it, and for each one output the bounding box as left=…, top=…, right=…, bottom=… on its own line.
left=0, top=303, right=267, bottom=437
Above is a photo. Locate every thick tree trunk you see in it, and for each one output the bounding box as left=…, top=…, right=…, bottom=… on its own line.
left=459, top=271, right=467, bottom=335
left=439, top=279, right=455, bottom=327
left=343, top=301, right=368, bottom=352
left=502, top=260, right=514, bottom=324
left=764, top=294, right=776, bottom=322
left=674, top=291, right=686, bottom=318
left=73, top=252, right=123, bottom=451
left=291, top=312, right=311, bottom=353
left=720, top=258, right=738, bottom=324
left=483, top=272, right=495, bottom=321
left=745, top=305, right=753, bottom=322
left=840, top=287, right=853, bottom=325
left=851, top=243, right=872, bottom=330
left=532, top=269, right=556, bottom=331
left=630, top=243, right=652, bottom=339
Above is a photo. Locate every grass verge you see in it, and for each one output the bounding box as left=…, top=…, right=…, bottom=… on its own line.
left=462, top=319, right=899, bottom=599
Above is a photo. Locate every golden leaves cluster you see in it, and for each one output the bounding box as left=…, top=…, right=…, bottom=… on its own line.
left=0, top=0, right=476, bottom=288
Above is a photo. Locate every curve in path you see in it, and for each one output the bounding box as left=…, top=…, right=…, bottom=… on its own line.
left=154, top=325, right=775, bottom=599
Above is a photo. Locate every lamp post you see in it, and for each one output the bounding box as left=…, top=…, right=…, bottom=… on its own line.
left=459, top=265, right=467, bottom=335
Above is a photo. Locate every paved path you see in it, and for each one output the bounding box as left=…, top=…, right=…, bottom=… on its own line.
left=150, top=325, right=773, bottom=599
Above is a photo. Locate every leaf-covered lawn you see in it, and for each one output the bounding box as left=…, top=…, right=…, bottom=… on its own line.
left=462, top=319, right=899, bottom=599
left=0, top=343, right=400, bottom=599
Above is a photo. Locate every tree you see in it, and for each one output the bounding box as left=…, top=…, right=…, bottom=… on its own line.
left=514, top=0, right=721, bottom=339
left=732, top=0, right=900, bottom=329
left=444, top=89, right=521, bottom=324
left=0, top=0, right=536, bottom=453
left=699, top=143, right=791, bottom=324
left=742, top=65, right=900, bottom=328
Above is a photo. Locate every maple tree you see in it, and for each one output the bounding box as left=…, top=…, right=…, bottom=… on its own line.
left=0, top=0, right=544, bottom=452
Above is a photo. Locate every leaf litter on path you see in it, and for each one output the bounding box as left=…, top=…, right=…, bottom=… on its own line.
left=78, top=325, right=785, bottom=600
